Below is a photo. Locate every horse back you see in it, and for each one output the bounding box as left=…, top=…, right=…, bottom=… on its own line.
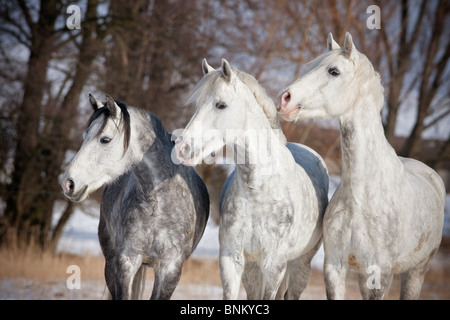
left=286, top=142, right=329, bottom=203
left=400, top=156, right=445, bottom=233
left=400, top=156, right=445, bottom=204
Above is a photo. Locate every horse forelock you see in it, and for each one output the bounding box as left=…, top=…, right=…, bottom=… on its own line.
left=187, top=71, right=223, bottom=107
left=87, top=100, right=131, bottom=152
left=304, top=50, right=343, bottom=72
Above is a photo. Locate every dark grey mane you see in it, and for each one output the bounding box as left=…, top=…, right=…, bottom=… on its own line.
left=149, top=113, right=172, bottom=147
left=87, top=100, right=131, bottom=152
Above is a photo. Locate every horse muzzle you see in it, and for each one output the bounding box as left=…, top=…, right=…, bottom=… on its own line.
left=174, top=138, right=199, bottom=166
left=62, top=178, right=89, bottom=202
left=277, top=90, right=301, bottom=121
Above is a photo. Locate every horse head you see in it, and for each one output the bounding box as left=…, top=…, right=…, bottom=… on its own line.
left=61, top=94, right=139, bottom=202
left=174, top=59, right=257, bottom=166
left=277, top=32, right=382, bottom=121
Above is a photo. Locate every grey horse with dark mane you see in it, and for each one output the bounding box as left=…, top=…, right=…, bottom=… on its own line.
left=61, top=94, right=209, bottom=299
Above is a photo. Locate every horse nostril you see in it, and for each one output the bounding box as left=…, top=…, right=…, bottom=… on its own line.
left=175, top=135, right=183, bottom=144
left=283, top=91, right=291, bottom=104
left=65, top=179, right=75, bottom=194
left=179, top=143, right=191, bottom=158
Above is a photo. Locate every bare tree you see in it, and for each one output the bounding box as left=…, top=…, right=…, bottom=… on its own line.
left=0, top=0, right=447, bottom=250
left=377, top=0, right=449, bottom=161
left=102, top=0, right=211, bottom=130
left=0, top=0, right=107, bottom=250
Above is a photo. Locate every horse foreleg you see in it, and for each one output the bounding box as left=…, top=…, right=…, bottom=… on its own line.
left=324, top=262, right=348, bottom=300
left=357, top=270, right=393, bottom=300
left=400, top=270, right=426, bottom=300
left=220, top=251, right=244, bottom=300
left=104, top=259, right=116, bottom=299
left=151, top=259, right=183, bottom=300
left=115, top=253, right=143, bottom=300
left=275, top=269, right=289, bottom=300
left=242, top=262, right=263, bottom=299
left=261, top=262, right=287, bottom=300
left=399, top=253, right=434, bottom=300
left=282, top=254, right=315, bottom=300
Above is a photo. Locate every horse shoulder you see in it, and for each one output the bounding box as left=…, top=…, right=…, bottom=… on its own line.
left=323, top=185, right=350, bottom=231
left=101, top=172, right=136, bottom=217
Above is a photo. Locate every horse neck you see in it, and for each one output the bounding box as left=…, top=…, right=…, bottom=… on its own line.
left=131, top=112, right=175, bottom=189
left=234, top=106, right=293, bottom=187
left=338, top=96, right=400, bottom=189
left=234, top=69, right=287, bottom=144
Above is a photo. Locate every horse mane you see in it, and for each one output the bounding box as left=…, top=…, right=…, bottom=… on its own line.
left=87, top=100, right=131, bottom=152
left=233, top=68, right=287, bottom=144
left=351, top=55, right=384, bottom=112
left=149, top=112, right=173, bottom=149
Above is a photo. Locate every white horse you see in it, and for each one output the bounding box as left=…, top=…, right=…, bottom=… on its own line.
left=277, top=32, right=445, bottom=299
left=175, top=59, right=329, bottom=299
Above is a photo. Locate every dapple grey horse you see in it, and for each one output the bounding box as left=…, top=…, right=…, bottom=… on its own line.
left=175, top=59, right=328, bottom=299
left=61, top=94, right=209, bottom=299
left=277, top=33, right=445, bottom=299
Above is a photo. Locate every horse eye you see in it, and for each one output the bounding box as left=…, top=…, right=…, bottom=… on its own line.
left=328, top=67, right=340, bottom=77
left=215, top=101, right=227, bottom=110
left=100, top=137, right=112, bottom=144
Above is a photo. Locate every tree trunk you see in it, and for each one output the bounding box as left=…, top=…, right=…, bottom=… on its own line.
left=44, top=0, right=105, bottom=251
left=401, top=0, right=449, bottom=158
left=2, top=0, right=60, bottom=248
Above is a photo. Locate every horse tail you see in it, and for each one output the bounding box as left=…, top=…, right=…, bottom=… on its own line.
left=131, top=265, right=147, bottom=299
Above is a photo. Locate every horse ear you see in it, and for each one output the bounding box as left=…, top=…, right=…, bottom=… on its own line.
left=89, top=93, right=104, bottom=111
left=343, top=32, right=358, bottom=61
left=202, top=58, right=215, bottom=75
left=221, top=58, right=234, bottom=82
left=105, top=94, right=120, bottom=118
left=327, top=33, right=340, bottom=51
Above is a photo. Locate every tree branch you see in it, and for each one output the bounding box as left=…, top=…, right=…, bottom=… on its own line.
left=17, top=0, right=34, bottom=30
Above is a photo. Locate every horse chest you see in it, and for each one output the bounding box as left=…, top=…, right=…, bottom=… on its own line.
left=236, top=198, right=297, bottom=256
left=324, top=188, right=404, bottom=265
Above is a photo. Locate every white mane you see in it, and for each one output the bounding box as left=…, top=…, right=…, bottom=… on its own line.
left=233, top=68, right=287, bottom=144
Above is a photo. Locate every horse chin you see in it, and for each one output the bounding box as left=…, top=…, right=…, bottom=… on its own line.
left=180, top=156, right=199, bottom=167
left=67, top=185, right=89, bottom=202
left=279, top=106, right=300, bottom=121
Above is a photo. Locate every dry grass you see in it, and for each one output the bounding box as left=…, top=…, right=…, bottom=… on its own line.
left=0, top=246, right=104, bottom=281
left=0, top=245, right=222, bottom=284
left=1, top=239, right=449, bottom=299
